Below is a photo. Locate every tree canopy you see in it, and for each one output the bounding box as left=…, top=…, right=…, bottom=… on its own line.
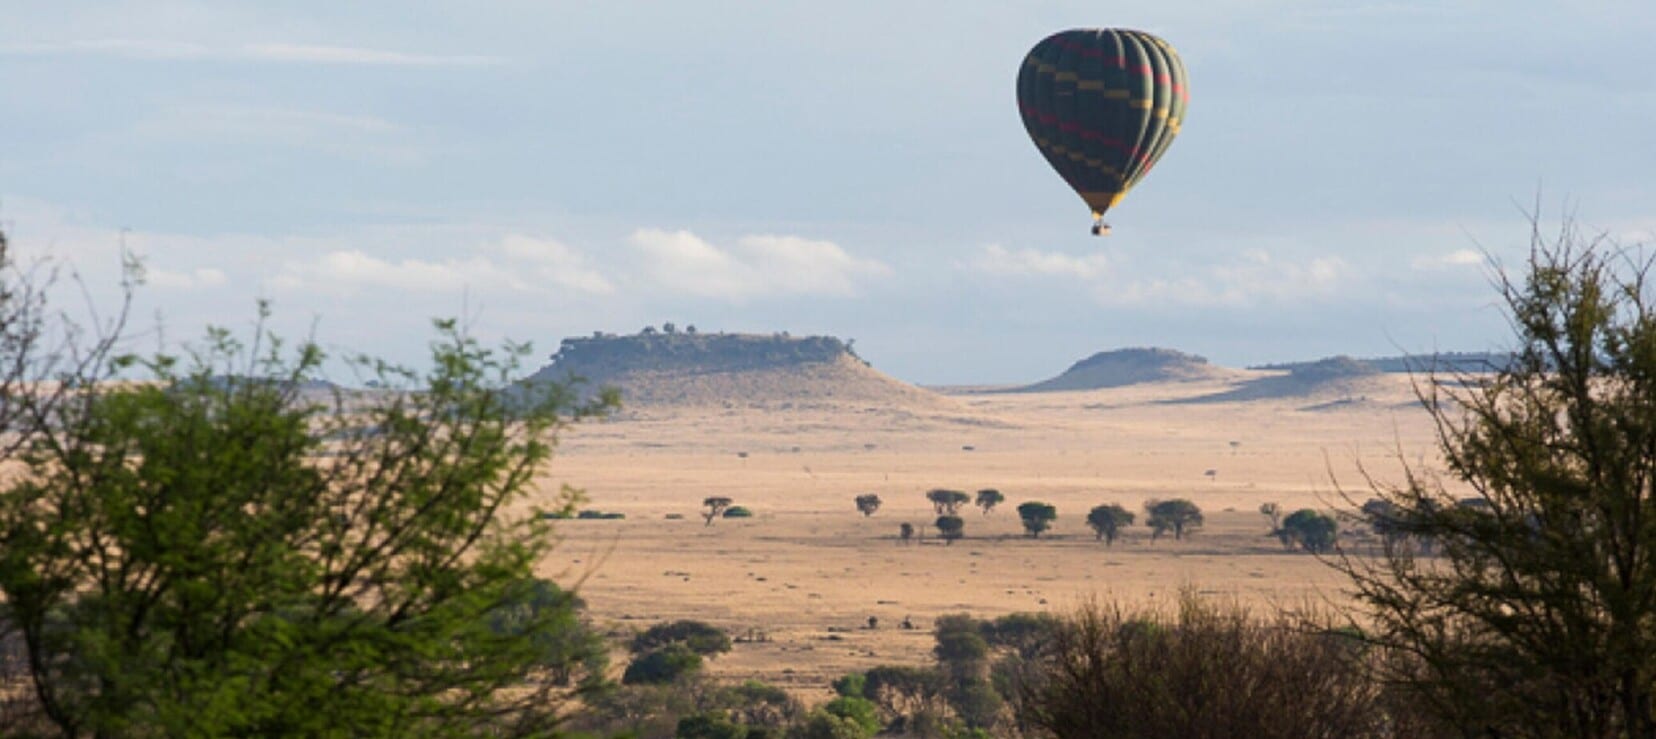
left=1145, top=499, right=1203, bottom=541
left=1340, top=223, right=1656, bottom=736
left=0, top=303, right=615, bottom=737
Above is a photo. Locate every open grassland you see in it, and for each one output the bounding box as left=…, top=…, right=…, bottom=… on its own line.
left=532, top=371, right=1452, bottom=694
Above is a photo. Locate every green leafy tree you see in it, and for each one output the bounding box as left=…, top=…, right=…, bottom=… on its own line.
left=0, top=309, right=616, bottom=737
left=621, top=642, right=704, bottom=685
left=1016, top=501, right=1058, bottom=538
left=1259, top=502, right=1292, bottom=548
left=631, top=619, right=732, bottom=657
left=794, top=711, right=870, bottom=739
left=927, top=488, right=971, bottom=515
left=820, top=696, right=881, bottom=735
left=975, top=489, right=1005, bottom=515
left=1281, top=509, right=1338, bottom=553
left=935, top=515, right=965, bottom=545
left=1085, top=504, right=1135, bottom=545
left=1338, top=224, right=1656, bottom=736
left=1144, top=498, right=1203, bottom=541
left=855, top=493, right=882, bottom=517
left=675, top=713, right=750, bottom=739
left=703, top=496, right=733, bottom=525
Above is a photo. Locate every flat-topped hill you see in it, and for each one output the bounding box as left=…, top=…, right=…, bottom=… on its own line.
left=520, top=329, right=959, bottom=411
left=1016, top=347, right=1229, bottom=392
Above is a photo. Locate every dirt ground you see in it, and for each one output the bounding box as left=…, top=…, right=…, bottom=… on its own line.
left=531, top=372, right=1451, bottom=696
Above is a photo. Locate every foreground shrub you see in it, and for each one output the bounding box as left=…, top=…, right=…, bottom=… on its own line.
left=1020, top=596, right=1394, bottom=738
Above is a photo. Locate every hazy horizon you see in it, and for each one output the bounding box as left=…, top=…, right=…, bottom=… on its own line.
left=5, top=2, right=1653, bottom=384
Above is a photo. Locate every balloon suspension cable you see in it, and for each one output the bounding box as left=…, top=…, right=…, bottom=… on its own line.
left=1090, top=213, right=1110, bottom=237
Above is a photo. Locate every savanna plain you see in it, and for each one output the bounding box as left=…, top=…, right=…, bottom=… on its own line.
left=532, top=369, right=1445, bottom=697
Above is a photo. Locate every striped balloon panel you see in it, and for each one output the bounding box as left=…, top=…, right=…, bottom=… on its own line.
left=1017, top=28, right=1188, bottom=218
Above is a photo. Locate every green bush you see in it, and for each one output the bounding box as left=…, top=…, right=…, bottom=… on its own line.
left=831, top=672, right=866, bottom=698
left=793, top=710, right=871, bottom=739
left=723, top=506, right=754, bottom=518
left=820, top=696, right=880, bottom=735
left=632, top=619, right=733, bottom=656
left=622, top=643, right=703, bottom=685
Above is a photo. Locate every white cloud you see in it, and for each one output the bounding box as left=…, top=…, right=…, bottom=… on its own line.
left=1099, top=254, right=1350, bottom=308
left=0, top=40, right=502, bottom=67
left=240, top=43, right=501, bottom=67
left=275, top=250, right=518, bottom=294
left=271, top=235, right=614, bottom=298
left=963, top=244, right=1109, bottom=280
left=630, top=229, right=889, bottom=300
left=122, top=104, right=424, bottom=167
left=1410, top=249, right=1484, bottom=270
left=143, top=266, right=227, bottom=290
left=960, top=243, right=1346, bottom=308
left=498, top=234, right=614, bottom=295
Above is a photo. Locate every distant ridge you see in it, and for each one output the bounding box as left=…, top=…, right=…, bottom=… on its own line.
left=518, top=327, right=958, bottom=410
left=1252, top=351, right=1510, bottom=374
left=1169, top=354, right=1390, bottom=405
left=1016, top=347, right=1227, bottom=392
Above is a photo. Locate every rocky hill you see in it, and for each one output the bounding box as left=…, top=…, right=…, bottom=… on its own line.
left=1016, top=347, right=1229, bottom=392
left=518, top=328, right=958, bottom=410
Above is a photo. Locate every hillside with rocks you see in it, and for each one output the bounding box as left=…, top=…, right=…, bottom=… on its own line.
left=1015, top=347, right=1232, bottom=392
left=518, top=328, right=961, bottom=411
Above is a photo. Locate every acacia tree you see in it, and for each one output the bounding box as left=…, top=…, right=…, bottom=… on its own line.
left=855, top=493, right=882, bottom=517
left=703, top=496, right=733, bottom=525
left=1281, top=509, right=1338, bottom=553
left=0, top=304, right=617, bottom=737
left=975, top=489, right=1005, bottom=515
left=1145, top=499, right=1203, bottom=541
left=1017, top=502, right=1057, bottom=538
left=926, top=489, right=970, bottom=515
left=935, top=515, right=965, bottom=545
left=1085, top=504, right=1135, bottom=546
left=1338, top=222, right=1656, bottom=737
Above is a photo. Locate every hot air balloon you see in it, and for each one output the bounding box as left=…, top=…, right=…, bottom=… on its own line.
left=1016, top=29, right=1188, bottom=235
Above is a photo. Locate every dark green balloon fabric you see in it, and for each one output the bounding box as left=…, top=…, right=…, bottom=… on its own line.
left=1017, top=29, right=1188, bottom=218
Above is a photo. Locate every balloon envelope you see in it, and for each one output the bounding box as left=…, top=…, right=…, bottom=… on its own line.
left=1016, top=29, right=1188, bottom=221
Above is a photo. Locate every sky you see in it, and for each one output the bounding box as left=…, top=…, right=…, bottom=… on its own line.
left=4, top=1, right=1655, bottom=385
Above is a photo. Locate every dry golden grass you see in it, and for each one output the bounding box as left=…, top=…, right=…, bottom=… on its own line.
left=530, top=370, right=1450, bottom=693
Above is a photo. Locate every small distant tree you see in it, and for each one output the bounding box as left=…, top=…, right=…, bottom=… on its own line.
left=927, top=489, right=971, bottom=515
left=855, top=493, right=883, bottom=517
left=976, top=489, right=1005, bottom=515
left=935, top=515, right=965, bottom=545
left=1016, top=501, right=1058, bottom=538
left=631, top=619, right=732, bottom=656
left=899, top=522, right=915, bottom=544
left=703, top=496, right=733, bottom=525
left=641, top=325, right=659, bottom=335
left=1281, top=509, right=1338, bottom=553
left=1260, top=502, right=1292, bottom=548
left=1145, top=499, right=1203, bottom=541
left=662, top=321, right=677, bottom=334
left=1086, top=504, right=1135, bottom=545
left=685, top=324, right=698, bottom=334
left=621, top=643, right=702, bottom=685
